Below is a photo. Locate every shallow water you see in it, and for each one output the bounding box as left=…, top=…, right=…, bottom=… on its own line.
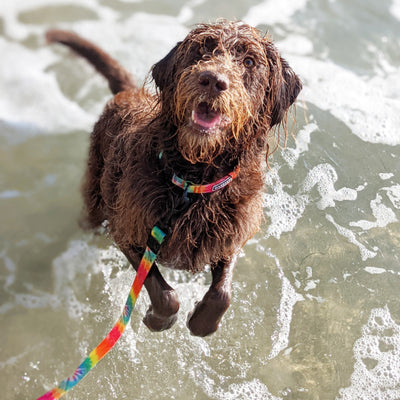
left=1, top=0, right=400, bottom=399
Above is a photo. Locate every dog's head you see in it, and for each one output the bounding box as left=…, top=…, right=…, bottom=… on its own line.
left=152, top=20, right=302, bottom=164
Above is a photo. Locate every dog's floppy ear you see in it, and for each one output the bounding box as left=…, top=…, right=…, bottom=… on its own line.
left=264, top=41, right=302, bottom=127
left=152, top=42, right=182, bottom=90
left=270, top=57, right=302, bottom=126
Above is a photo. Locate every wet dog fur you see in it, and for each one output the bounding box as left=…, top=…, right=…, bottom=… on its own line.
left=46, top=20, right=302, bottom=337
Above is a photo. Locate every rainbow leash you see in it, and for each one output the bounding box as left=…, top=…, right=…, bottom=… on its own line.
left=36, top=225, right=166, bottom=400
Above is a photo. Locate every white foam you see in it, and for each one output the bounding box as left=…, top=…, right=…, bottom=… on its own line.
left=276, top=9, right=400, bottom=146
left=364, top=267, right=386, bottom=275
left=383, top=185, right=400, bottom=210
left=281, top=123, right=318, bottom=168
left=176, top=0, right=208, bottom=24
left=215, top=379, right=282, bottom=400
left=0, top=248, right=62, bottom=313
left=265, top=157, right=398, bottom=260
left=277, top=35, right=314, bottom=57
left=264, top=169, right=308, bottom=239
left=52, top=240, right=131, bottom=319
left=263, top=249, right=304, bottom=360
left=350, top=193, right=398, bottom=230
left=0, top=8, right=189, bottom=137
left=0, top=0, right=112, bottom=39
left=5, top=239, right=130, bottom=320
left=379, top=173, right=394, bottom=181
left=108, top=12, right=189, bottom=79
left=0, top=38, right=95, bottom=135
left=326, top=214, right=378, bottom=261
left=303, top=266, right=319, bottom=292
left=338, top=306, right=400, bottom=400
left=391, top=0, right=400, bottom=20
left=264, top=163, right=358, bottom=239
left=301, top=164, right=358, bottom=210
left=287, top=54, right=400, bottom=146
left=14, top=291, right=60, bottom=310
left=1, top=251, right=16, bottom=291
left=268, top=276, right=304, bottom=360
left=243, top=0, right=308, bottom=27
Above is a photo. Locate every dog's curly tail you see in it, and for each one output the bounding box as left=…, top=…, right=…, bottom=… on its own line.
left=46, top=29, right=136, bottom=95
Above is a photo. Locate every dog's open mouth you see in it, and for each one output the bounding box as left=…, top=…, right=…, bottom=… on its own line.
left=191, top=102, right=229, bottom=132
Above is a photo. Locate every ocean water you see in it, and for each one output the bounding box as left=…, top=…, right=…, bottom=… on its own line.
left=1, top=1, right=400, bottom=399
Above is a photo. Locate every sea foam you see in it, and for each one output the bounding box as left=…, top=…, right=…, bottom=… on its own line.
left=338, top=306, right=400, bottom=400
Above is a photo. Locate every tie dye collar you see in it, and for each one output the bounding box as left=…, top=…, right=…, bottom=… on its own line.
left=171, top=166, right=240, bottom=194
left=159, top=151, right=239, bottom=194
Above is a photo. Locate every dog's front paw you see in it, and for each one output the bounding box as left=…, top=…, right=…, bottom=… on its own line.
left=143, top=289, right=179, bottom=332
left=187, top=290, right=230, bottom=337
left=143, top=305, right=178, bottom=331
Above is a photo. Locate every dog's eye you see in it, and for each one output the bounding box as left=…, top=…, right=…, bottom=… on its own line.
left=243, top=57, right=255, bottom=68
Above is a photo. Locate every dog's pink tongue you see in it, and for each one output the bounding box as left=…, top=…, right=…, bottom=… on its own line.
left=192, top=103, right=221, bottom=129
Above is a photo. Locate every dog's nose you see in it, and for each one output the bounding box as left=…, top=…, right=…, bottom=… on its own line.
left=199, top=71, right=229, bottom=93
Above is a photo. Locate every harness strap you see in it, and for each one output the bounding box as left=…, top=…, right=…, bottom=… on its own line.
left=36, top=226, right=166, bottom=400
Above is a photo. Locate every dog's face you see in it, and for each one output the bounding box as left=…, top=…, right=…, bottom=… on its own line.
left=152, top=21, right=302, bottom=164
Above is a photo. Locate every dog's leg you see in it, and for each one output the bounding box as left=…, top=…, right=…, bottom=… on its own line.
left=122, top=247, right=180, bottom=331
left=187, top=253, right=238, bottom=337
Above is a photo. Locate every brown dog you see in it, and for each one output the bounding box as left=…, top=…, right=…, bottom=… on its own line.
left=47, top=20, right=302, bottom=337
